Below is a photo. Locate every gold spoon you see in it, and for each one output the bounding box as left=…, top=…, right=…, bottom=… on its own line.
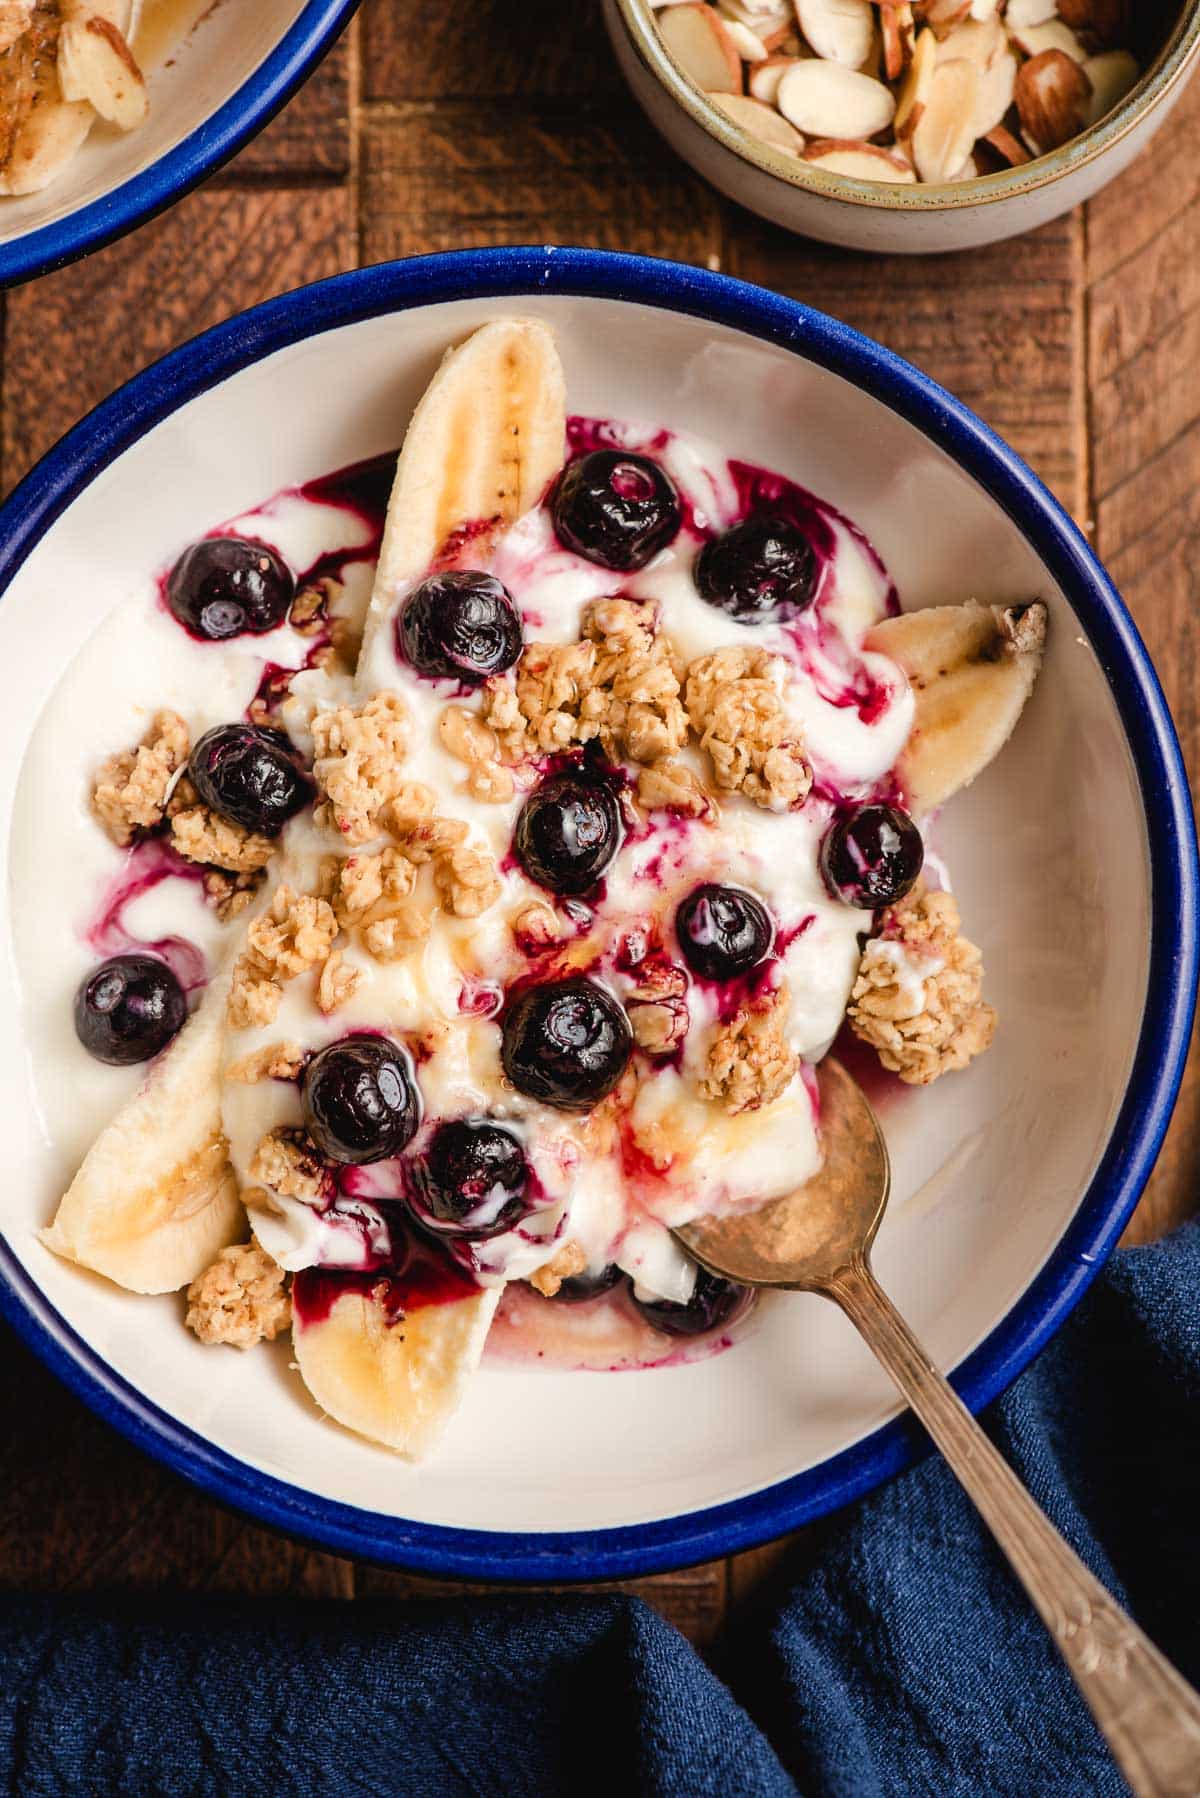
left=676, top=1058, right=1200, bottom=1798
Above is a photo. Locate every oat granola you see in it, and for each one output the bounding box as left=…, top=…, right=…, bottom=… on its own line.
left=699, top=984, right=798, bottom=1113
left=91, top=710, right=188, bottom=846
left=250, top=1128, right=331, bottom=1204
left=528, top=1239, right=587, bottom=1298
left=312, top=691, right=411, bottom=845
left=185, top=1242, right=291, bottom=1349
left=685, top=648, right=811, bottom=810
left=170, top=805, right=275, bottom=875
left=848, top=886, right=996, bottom=1086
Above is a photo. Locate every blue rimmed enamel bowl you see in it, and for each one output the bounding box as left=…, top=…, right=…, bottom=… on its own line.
left=0, top=0, right=359, bottom=289
left=0, top=247, right=1192, bottom=1580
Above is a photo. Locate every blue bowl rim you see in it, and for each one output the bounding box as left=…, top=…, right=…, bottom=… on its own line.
left=0, top=245, right=1193, bottom=1583
left=0, top=0, right=361, bottom=290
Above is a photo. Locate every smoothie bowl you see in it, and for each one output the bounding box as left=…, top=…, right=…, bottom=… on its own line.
left=0, top=248, right=1192, bottom=1580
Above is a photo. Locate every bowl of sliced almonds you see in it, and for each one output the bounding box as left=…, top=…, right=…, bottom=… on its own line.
left=605, top=0, right=1199, bottom=251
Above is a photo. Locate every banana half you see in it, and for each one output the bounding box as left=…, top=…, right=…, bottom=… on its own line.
left=42, top=318, right=566, bottom=1458
left=866, top=600, right=1048, bottom=817
left=40, top=984, right=242, bottom=1293
left=293, top=1284, right=501, bottom=1460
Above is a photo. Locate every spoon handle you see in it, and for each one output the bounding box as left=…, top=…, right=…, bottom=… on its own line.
left=826, top=1256, right=1200, bottom=1798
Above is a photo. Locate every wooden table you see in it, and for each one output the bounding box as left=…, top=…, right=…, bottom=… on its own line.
left=2, top=0, right=1196, bottom=1643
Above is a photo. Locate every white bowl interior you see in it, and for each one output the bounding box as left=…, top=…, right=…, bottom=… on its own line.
left=0, top=296, right=1149, bottom=1536
left=0, top=0, right=310, bottom=250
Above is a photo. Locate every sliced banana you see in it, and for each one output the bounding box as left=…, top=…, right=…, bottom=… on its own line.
left=363, top=317, right=567, bottom=663
left=0, top=73, right=93, bottom=197
left=866, top=599, right=1047, bottom=816
left=293, top=1284, right=500, bottom=1458
left=58, top=0, right=147, bottom=132
left=273, top=320, right=566, bottom=1453
left=40, top=984, right=243, bottom=1294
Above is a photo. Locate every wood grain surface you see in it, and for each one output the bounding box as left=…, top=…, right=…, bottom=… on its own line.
left=0, top=1, right=1195, bottom=1636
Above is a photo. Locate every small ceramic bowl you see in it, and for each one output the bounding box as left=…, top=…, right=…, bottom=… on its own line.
left=0, top=248, right=1193, bottom=1580
left=0, top=0, right=359, bottom=288
left=604, top=0, right=1200, bottom=253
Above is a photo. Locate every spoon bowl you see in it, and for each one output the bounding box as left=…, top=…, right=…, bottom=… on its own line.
left=676, top=1058, right=889, bottom=1291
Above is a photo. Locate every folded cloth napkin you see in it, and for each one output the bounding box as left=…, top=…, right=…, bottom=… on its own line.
left=2, top=1222, right=1198, bottom=1797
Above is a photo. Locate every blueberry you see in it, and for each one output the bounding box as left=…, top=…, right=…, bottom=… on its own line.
left=695, top=515, right=817, bottom=623
left=547, top=1263, right=624, bottom=1304
left=166, top=536, right=293, bottom=640
left=188, top=723, right=312, bottom=837
left=514, top=770, right=623, bottom=896
left=501, top=977, right=633, bottom=1110
left=676, top=884, right=773, bottom=983
left=398, top=571, right=523, bottom=685
left=552, top=451, right=681, bottom=572
left=412, top=1118, right=530, bottom=1239
left=632, top=1266, right=747, bottom=1338
left=74, top=954, right=187, bottom=1066
left=820, top=803, right=924, bottom=909
left=302, top=1035, right=421, bottom=1165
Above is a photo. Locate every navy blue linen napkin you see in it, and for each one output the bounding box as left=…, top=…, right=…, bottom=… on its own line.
left=2, top=1221, right=1197, bottom=1797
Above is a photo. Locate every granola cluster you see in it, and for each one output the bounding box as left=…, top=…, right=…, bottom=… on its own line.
left=225, top=1040, right=307, bottom=1084
left=699, top=983, right=798, bottom=1113
left=227, top=885, right=340, bottom=1029
left=626, top=958, right=690, bottom=1058
left=185, top=1241, right=291, bottom=1349
left=170, top=804, right=275, bottom=876
left=249, top=1127, right=331, bottom=1204
left=92, top=710, right=189, bottom=846
left=311, top=692, right=411, bottom=844
left=848, top=887, right=996, bottom=1086
left=438, top=705, right=514, bottom=804
left=528, top=1239, right=587, bottom=1298
left=484, top=598, right=688, bottom=767
left=685, top=649, right=811, bottom=811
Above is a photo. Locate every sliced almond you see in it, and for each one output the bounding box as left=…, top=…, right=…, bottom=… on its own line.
left=722, top=15, right=769, bottom=59
left=895, top=22, right=937, bottom=138
left=954, top=25, right=1019, bottom=137
left=793, top=0, right=874, bottom=66
left=967, top=0, right=999, bottom=17
left=936, top=12, right=1004, bottom=67
left=803, top=137, right=917, bottom=179
left=1082, top=47, right=1137, bottom=125
left=0, top=0, right=32, bottom=54
left=1005, top=0, right=1058, bottom=23
left=1006, top=18, right=1086, bottom=61
left=920, top=0, right=970, bottom=35
left=709, top=89, right=806, bottom=148
left=1014, top=45, right=1091, bottom=151
left=910, top=55, right=979, bottom=180
left=58, top=12, right=147, bottom=129
left=880, top=2, right=914, bottom=81
left=776, top=56, right=895, bottom=135
left=981, top=121, right=1031, bottom=163
left=1056, top=0, right=1128, bottom=49
left=748, top=52, right=801, bottom=102
left=658, top=3, right=743, bottom=95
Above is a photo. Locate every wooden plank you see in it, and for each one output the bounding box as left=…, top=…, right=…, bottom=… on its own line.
left=1085, top=78, right=1200, bottom=287
left=1084, top=99, right=1200, bottom=1247
left=728, top=213, right=1088, bottom=521
left=229, top=31, right=353, bottom=180
left=3, top=187, right=355, bottom=490
left=360, top=99, right=725, bottom=266
left=0, top=1325, right=353, bottom=1596
left=360, top=0, right=623, bottom=104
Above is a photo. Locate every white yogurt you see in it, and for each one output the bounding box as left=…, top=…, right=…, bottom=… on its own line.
left=14, top=420, right=915, bottom=1312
